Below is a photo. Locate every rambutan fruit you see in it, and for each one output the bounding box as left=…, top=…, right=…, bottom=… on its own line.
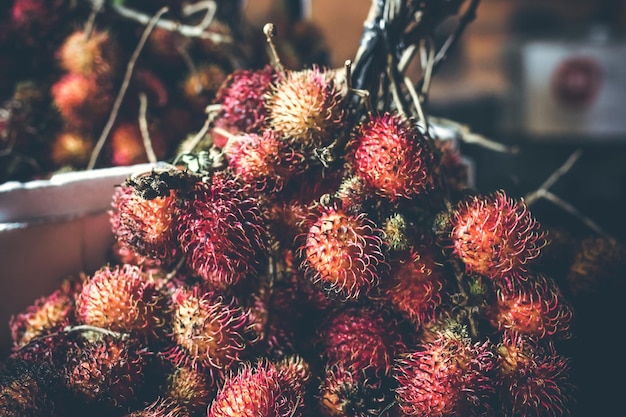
left=75, top=264, right=166, bottom=338
left=496, top=331, right=574, bottom=417
left=318, top=363, right=387, bottom=417
left=0, top=357, right=67, bottom=417
left=213, top=65, right=278, bottom=136
left=51, top=130, right=93, bottom=167
left=56, top=28, right=119, bottom=78
left=63, top=334, right=147, bottom=407
left=162, top=364, right=214, bottom=415
left=208, top=359, right=306, bottom=417
left=375, top=246, right=445, bottom=328
left=9, top=279, right=78, bottom=349
left=446, top=191, right=547, bottom=280
left=266, top=66, right=345, bottom=149
left=299, top=203, right=387, bottom=299
left=166, top=285, right=248, bottom=380
left=183, top=63, right=227, bottom=112
left=109, top=121, right=167, bottom=166
left=394, top=331, right=496, bottom=417
left=124, top=397, right=187, bottom=417
left=50, top=73, right=112, bottom=128
left=223, top=129, right=306, bottom=194
left=346, top=112, right=436, bottom=201
left=488, top=274, right=573, bottom=339
left=567, top=236, right=626, bottom=297
left=111, top=174, right=182, bottom=263
left=177, top=172, right=268, bottom=289
left=317, top=304, right=406, bottom=377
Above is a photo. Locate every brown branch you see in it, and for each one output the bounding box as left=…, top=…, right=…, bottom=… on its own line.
left=525, top=148, right=583, bottom=206
left=84, top=0, right=104, bottom=39
left=88, top=6, right=169, bottom=170
left=138, top=92, right=157, bottom=163
left=540, top=190, right=612, bottom=239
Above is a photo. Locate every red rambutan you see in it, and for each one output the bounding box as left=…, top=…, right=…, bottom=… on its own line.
left=56, top=28, right=119, bottom=78
left=266, top=66, right=345, bottom=149
left=213, top=65, right=278, bottom=136
left=488, top=274, right=573, bottom=339
left=166, top=285, right=248, bottom=380
left=176, top=172, right=268, bottom=289
left=51, top=72, right=113, bottom=128
left=109, top=121, right=167, bottom=166
left=496, top=331, right=574, bottom=417
left=346, top=112, right=436, bottom=201
left=317, top=304, right=406, bottom=377
left=394, top=331, right=496, bottom=417
left=75, top=264, right=165, bottom=338
left=299, top=203, right=387, bottom=299
left=447, top=191, right=547, bottom=280
left=376, top=245, right=445, bottom=328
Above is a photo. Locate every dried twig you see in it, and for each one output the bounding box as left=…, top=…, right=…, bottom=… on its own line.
left=88, top=6, right=169, bottom=170
left=138, top=92, right=157, bottom=163
left=432, top=0, right=481, bottom=71
left=525, top=149, right=583, bottom=206
left=102, top=0, right=231, bottom=43
left=177, top=105, right=221, bottom=156
left=84, top=0, right=104, bottom=39
left=539, top=190, right=612, bottom=239
left=63, top=324, right=128, bottom=339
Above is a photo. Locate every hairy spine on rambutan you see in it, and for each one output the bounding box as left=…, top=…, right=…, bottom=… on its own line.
left=75, top=264, right=166, bottom=338
left=208, top=359, right=306, bottom=417
left=375, top=245, right=445, bottom=329
left=446, top=190, right=547, bottom=280
left=123, top=397, right=187, bottom=417
left=496, top=331, right=574, bottom=417
left=63, top=334, right=146, bottom=407
left=166, top=285, right=248, bottom=381
left=111, top=178, right=180, bottom=264
left=299, top=203, right=387, bottom=299
left=223, top=129, right=306, bottom=194
left=489, top=274, right=573, bottom=339
left=317, top=304, right=407, bottom=378
left=266, top=65, right=345, bottom=149
left=177, top=172, right=268, bottom=289
left=162, top=364, right=214, bottom=415
left=394, top=331, right=496, bottom=417
left=213, top=65, right=278, bottom=138
left=346, top=112, right=436, bottom=201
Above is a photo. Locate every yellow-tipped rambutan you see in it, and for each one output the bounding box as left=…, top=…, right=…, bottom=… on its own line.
left=162, top=364, right=214, bottom=415
left=346, top=112, right=436, bottom=201
left=447, top=191, right=547, bottom=280
left=123, top=397, right=187, bottom=417
left=299, top=203, right=387, bottom=299
left=56, top=28, right=119, bottom=77
left=266, top=66, right=345, bottom=149
left=166, top=285, right=249, bottom=381
left=496, top=331, right=574, bottom=417
left=75, top=264, right=166, bottom=338
left=51, top=130, right=93, bottom=168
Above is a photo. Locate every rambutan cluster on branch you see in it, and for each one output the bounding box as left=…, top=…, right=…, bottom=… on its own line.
left=0, top=1, right=592, bottom=416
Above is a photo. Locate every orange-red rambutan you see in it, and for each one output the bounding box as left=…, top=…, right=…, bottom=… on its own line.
left=447, top=191, right=547, bottom=280
left=51, top=130, right=93, bottom=167
left=109, top=121, right=168, bottom=166
left=177, top=172, right=268, bottom=289
left=394, top=331, right=496, bottom=417
left=50, top=73, right=112, bottom=128
left=162, top=364, right=214, bottom=415
left=496, top=331, right=574, bottom=417
left=166, top=286, right=249, bottom=381
left=489, top=274, right=573, bottom=339
left=266, top=66, right=345, bottom=149
left=75, top=264, right=165, bottom=338
left=346, top=112, right=436, bottom=201
left=299, top=203, right=387, bottom=299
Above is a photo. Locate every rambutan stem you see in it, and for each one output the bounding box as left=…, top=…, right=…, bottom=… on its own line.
left=88, top=6, right=169, bottom=170
left=84, top=0, right=104, bottom=40
left=177, top=106, right=220, bottom=156
left=63, top=324, right=128, bottom=340
left=263, top=23, right=284, bottom=72
left=138, top=93, right=158, bottom=163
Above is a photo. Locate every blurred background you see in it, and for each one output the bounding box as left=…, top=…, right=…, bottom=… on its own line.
left=246, top=0, right=626, bottom=243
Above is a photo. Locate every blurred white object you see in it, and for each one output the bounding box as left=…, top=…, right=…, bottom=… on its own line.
left=0, top=163, right=158, bottom=351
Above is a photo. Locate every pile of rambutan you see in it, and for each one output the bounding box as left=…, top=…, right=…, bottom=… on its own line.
left=3, top=1, right=617, bottom=416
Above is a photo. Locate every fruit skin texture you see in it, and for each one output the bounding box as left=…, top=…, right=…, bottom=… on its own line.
left=266, top=66, right=345, bottom=149
left=300, top=204, right=387, bottom=299
left=111, top=184, right=180, bottom=264
left=177, top=172, right=268, bottom=289
left=75, top=264, right=164, bottom=337
left=166, top=285, right=249, bottom=382
left=347, top=112, right=436, bottom=201
left=496, top=331, right=574, bottom=417
left=448, top=191, right=547, bottom=280
left=489, top=274, right=573, bottom=339
left=317, top=304, right=407, bottom=378
left=394, top=331, right=496, bottom=417
left=208, top=359, right=306, bottom=417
